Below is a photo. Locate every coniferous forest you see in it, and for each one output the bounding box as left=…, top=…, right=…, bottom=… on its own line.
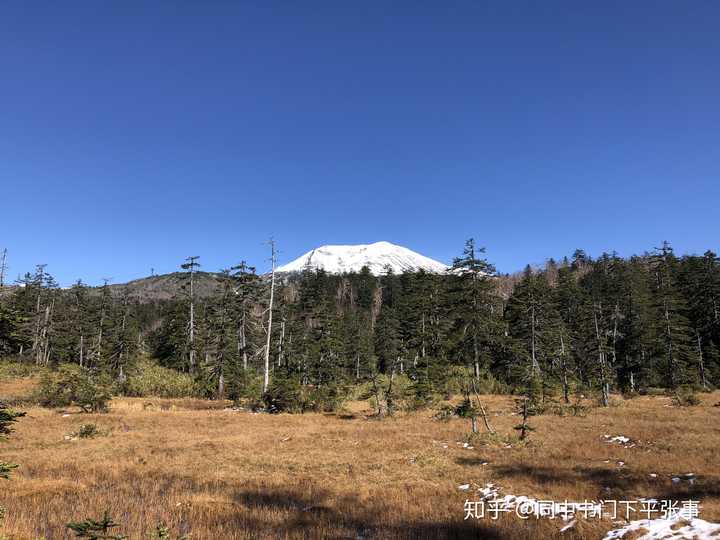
left=1, top=239, right=719, bottom=410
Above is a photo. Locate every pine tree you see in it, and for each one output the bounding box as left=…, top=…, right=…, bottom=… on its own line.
left=678, top=250, right=720, bottom=388
left=448, top=239, right=501, bottom=380
left=104, top=287, right=138, bottom=381
left=648, top=242, right=695, bottom=388
left=231, top=261, right=260, bottom=373
left=203, top=269, right=237, bottom=398
left=54, top=280, right=94, bottom=366
left=0, top=402, right=25, bottom=479
left=66, top=511, right=126, bottom=539
left=504, top=266, right=560, bottom=395
left=0, top=296, right=22, bottom=356
left=180, top=256, right=201, bottom=374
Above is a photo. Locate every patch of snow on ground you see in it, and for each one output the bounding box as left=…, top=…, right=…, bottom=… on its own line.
left=603, top=434, right=636, bottom=447
left=603, top=516, right=720, bottom=540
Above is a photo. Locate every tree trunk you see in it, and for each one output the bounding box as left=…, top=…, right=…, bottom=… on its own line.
left=560, top=334, right=569, bottom=404
left=696, top=331, right=708, bottom=390
left=263, top=240, right=277, bottom=394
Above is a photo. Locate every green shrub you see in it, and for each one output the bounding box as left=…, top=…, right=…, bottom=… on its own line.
left=1, top=401, right=25, bottom=480
left=263, top=374, right=306, bottom=413
left=406, top=378, right=435, bottom=410
left=75, top=423, right=104, bottom=439
left=37, top=364, right=112, bottom=413
left=672, top=386, right=701, bottom=407
left=306, top=383, right=348, bottom=412
left=226, top=369, right=264, bottom=405
left=123, top=359, right=198, bottom=398
left=66, top=510, right=125, bottom=539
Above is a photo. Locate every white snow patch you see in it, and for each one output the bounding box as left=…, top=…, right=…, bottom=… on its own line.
left=603, top=516, right=720, bottom=540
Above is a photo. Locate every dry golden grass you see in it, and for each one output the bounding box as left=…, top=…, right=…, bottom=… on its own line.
left=0, top=377, right=39, bottom=403
left=1, top=381, right=719, bottom=539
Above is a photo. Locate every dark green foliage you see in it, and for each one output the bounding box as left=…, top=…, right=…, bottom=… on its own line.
left=263, top=371, right=306, bottom=413
left=2, top=239, right=720, bottom=412
left=75, top=423, right=103, bottom=439
left=37, top=364, right=112, bottom=412
left=513, top=398, right=535, bottom=441
left=0, top=401, right=25, bottom=479
left=66, top=510, right=126, bottom=539
left=154, top=522, right=188, bottom=540
left=448, top=239, right=503, bottom=379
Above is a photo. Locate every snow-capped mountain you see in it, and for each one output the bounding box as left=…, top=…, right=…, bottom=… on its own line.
left=276, top=241, right=448, bottom=276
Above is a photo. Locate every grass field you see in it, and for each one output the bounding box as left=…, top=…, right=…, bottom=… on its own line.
left=1, top=376, right=719, bottom=539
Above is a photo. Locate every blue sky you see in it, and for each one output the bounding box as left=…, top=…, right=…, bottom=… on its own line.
left=1, top=2, right=718, bottom=285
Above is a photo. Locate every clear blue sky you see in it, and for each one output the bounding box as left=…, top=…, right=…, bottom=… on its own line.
left=1, top=2, right=718, bottom=286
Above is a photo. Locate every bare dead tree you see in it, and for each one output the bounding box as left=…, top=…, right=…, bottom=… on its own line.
left=0, top=248, right=7, bottom=288
left=181, top=256, right=201, bottom=374
left=470, top=378, right=495, bottom=434
left=263, top=239, right=277, bottom=393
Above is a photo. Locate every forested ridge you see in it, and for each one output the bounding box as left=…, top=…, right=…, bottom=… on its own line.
left=1, top=240, right=719, bottom=408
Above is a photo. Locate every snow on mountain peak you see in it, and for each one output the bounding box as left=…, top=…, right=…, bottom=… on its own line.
left=276, top=241, right=448, bottom=275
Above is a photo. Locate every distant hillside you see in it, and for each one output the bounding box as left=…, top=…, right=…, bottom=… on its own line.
left=106, top=271, right=224, bottom=301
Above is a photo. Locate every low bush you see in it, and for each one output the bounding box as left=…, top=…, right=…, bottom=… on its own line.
left=225, top=368, right=264, bottom=406
left=672, top=386, right=701, bottom=407
left=306, top=383, right=348, bottom=412
left=263, top=374, right=306, bottom=413
left=123, top=359, right=199, bottom=398
left=36, top=364, right=112, bottom=413
left=74, top=423, right=105, bottom=439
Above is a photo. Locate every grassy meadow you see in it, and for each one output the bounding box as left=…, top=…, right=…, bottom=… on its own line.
left=1, top=375, right=719, bottom=540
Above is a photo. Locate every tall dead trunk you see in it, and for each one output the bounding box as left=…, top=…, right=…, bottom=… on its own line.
left=0, top=248, right=7, bottom=288
left=263, top=239, right=277, bottom=394
left=560, top=333, right=569, bottom=404
left=696, top=331, right=708, bottom=390
left=182, top=257, right=201, bottom=374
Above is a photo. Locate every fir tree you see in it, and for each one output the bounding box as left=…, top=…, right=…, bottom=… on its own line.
left=0, top=402, right=25, bottom=479
left=448, top=239, right=501, bottom=380
left=648, top=242, right=695, bottom=388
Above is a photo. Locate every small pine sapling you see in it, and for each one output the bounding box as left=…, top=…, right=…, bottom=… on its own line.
left=66, top=511, right=126, bottom=539
left=513, top=398, right=535, bottom=441
left=154, top=522, right=188, bottom=540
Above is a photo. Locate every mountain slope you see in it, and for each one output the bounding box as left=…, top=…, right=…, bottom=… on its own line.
left=276, top=241, right=448, bottom=275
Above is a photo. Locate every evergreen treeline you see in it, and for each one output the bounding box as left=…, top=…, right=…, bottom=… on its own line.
left=1, top=240, right=718, bottom=408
